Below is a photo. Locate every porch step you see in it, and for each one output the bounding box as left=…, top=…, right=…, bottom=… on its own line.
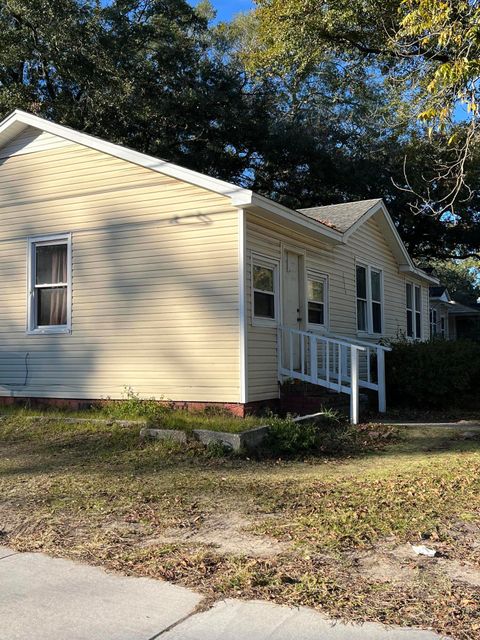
left=280, top=381, right=368, bottom=417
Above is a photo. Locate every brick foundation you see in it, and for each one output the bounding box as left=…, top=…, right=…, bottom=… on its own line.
left=0, top=396, right=252, bottom=418
left=0, top=393, right=356, bottom=418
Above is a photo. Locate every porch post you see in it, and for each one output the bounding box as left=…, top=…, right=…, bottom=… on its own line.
left=350, top=346, right=359, bottom=425
left=310, top=334, right=318, bottom=383
left=377, top=347, right=386, bottom=413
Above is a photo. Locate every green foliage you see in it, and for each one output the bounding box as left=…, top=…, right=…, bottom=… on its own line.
left=0, top=0, right=270, bottom=184
left=385, top=338, right=480, bottom=408
left=426, top=258, right=480, bottom=305
left=250, top=0, right=480, bottom=240
left=252, top=0, right=480, bottom=134
left=0, top=1, right=478, bottom=259
left=266, top=410, right=360, bottom=456
left=267, top=414, right=319, bottom=455
left=102, top=387, right=170, bottom=422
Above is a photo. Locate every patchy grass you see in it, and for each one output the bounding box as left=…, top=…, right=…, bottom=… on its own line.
left=0, top=403, right=264, bottom=433
left=1, top=416, right=480, bottom=638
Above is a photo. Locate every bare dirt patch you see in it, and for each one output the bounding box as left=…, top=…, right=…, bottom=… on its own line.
left=436, top=558, right=480, bottom=587
left=350, top=541, right=480, bottom=588
left=153, top=512, right=288, bottom=557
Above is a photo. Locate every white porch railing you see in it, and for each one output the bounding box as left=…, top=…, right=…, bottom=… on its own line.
left=277, top=326, right=391, bottom=424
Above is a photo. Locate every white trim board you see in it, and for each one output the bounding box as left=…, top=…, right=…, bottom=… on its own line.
left=343, top=199, right=438, bottom=285
left=238, top=209, right=248, bottom=404
left=0, top=110, right=438, bottom=286
left=0, top=110, right=344, bottom=245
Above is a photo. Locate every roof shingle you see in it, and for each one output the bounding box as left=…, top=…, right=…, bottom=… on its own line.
left=298, top=199, right=382, bottom=232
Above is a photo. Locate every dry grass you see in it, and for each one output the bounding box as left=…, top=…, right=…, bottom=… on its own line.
left=1, top=414, right=480, bottom=638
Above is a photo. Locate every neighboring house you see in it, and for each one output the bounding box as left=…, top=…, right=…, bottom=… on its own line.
left=0, top=110, right=437, bottom=422
left=429, top=286, right=480, bottom=340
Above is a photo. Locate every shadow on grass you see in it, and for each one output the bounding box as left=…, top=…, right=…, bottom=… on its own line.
left=1, top=417, right=480, bottom=481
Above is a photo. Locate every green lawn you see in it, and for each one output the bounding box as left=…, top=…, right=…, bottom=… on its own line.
left=0, top=402, right=264, bottom=433
left=1, top=413, right=480, bottom=639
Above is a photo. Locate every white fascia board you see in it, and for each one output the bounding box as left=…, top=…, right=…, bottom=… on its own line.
left=399, top=265, right=440, bottom=284
left=342, top=199, right=385, bottom=241
left=0, top=110, right=253, bottom=203
left=0, top=110, right=363, bottom=247
left=343, top=198, right=439, bottom=284
left=247, top=193, right=343, bottom=243
left=344, top=199, right=414, bottom=267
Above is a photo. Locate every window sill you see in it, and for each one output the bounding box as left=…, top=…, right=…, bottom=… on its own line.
left=27, top=326, right=71, bottom=335
left=357, top=331, right=383, bottom=339
left=308, top=324, right=328, bottom=333
left=252, top=317, right=278, bottom=329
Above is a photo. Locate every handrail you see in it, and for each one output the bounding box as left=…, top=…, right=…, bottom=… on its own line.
left=282, top=327, right=366, bottom=352
left=323, top=330, right=392, bottom=352
left=278, top=326, right=388, bottom=424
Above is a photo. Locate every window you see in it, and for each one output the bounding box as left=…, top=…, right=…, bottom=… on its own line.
left=307, top=273, right=327, bottom=327
left=252, top=256, right=278, bottom=323
left=406, top=282, right=422, bottom=339
left=415, top=285, right=422, bottom=338
left=28, top=234, right=71, bottom=333
left=440, top=316, right=446, bottom=338
left=356, top=266, right=368, bottom=332
left=356, top=264, right=383, bottom=334
left=430, top=308, right=438, bottom=337
left=371, top=269, right=382, bottom=334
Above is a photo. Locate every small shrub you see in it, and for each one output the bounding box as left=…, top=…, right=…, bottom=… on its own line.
left=201, top=405, right=233, bottom=418
left=267, top=414, right=318, bottom=455
left=103, top=387, right=171, bottom=423
left=385, top=338, right=480, bottom=409
left=204, top=441, right=234, bottom=458
left=266, top=410, right=356, bottom=456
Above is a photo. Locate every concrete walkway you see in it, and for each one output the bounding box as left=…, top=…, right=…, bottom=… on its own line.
left=383, top=420, right=480, bottom=429
left=0, top=546, right=446, bottom=640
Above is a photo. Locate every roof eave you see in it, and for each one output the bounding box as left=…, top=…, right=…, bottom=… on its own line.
left=0, top=110, right=344, bottom=244
left=245, top=193, right=344, bottom=244
left=399, top=265, right=440, bottom=285
left=0, top=109, right=253, bottom=204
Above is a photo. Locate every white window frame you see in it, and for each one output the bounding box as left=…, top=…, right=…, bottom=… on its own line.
left=306, top=270, right=328, bottom=330
left=440, top=316, right=446, bottom=338
left=355, top=262, right=384, bottom=336
left=251, top=253, right=279, bottom=327
left=406, top=281, right=422, bottom=340
left=27, top=233, right=72, bottom=335
left=430, top=307, right=438, bottom=338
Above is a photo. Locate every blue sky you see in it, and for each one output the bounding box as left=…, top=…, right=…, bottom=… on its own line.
left=199, top=0, right=253, bottom=21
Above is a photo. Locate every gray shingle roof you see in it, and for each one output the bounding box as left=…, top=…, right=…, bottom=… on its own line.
left=448, top=301, right=480, bottom=316
left=430, top=286, right=447, bottom=298
left=298, top=199, right=383, bottom=232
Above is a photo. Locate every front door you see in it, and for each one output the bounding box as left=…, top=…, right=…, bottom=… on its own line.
left=283, top=249, right=303, bottom=369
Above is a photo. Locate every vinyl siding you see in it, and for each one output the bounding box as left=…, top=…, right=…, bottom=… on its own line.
left=430, top=300, right=450, bottom=339
left=0, top=126, right=73, bottom=158
left=0, top=134, right=241, bottom=402
left=246, top=213, right=429, bottom=402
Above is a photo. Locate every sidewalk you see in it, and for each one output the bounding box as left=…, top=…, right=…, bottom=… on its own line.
left=0, top=546, right=445, bottom=639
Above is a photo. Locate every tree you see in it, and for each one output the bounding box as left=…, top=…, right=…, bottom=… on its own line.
left=0, top=0, right=273, bottom=183
left=426, top=258, right=480, bottom=305
left=251, top=0, right=480, bottom=212
left=0, top=1, right=478, bottom=261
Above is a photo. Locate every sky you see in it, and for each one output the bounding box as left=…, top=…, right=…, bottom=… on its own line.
left=200, top=0, right=253, bottom=22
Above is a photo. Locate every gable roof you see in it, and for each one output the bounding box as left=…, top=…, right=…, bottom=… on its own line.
left=302, top=197, right=437, bottom=284
left=430, top=286, right=451, bottom=302
left=0, top=110, right=437, bottom=284
left=298, top=199, right=382, bottom=233
left=0, top=109, right=343, bottom=244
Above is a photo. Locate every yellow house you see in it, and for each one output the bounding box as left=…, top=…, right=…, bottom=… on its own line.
left=0, top=110, right=437, bottom=421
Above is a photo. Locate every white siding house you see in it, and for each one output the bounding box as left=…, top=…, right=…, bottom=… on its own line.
left=0, top=110, right=437, bottom=418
